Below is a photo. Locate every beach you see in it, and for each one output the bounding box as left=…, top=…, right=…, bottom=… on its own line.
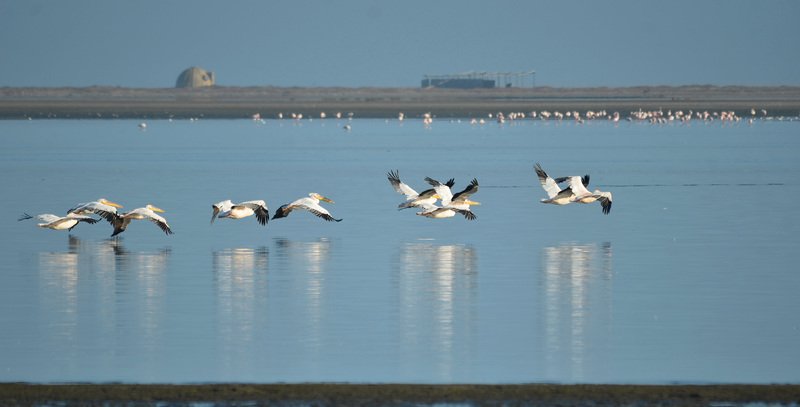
left=2, top=383, right=800, bottom=406
left=2, top=85, right=800, bottom=119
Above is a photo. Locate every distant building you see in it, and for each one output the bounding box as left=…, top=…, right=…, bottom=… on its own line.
left=176, top=66, right=215, bottom=88
left=422, top=71, right=536, bottom=89
left=421, top=78, right=495, bottom=89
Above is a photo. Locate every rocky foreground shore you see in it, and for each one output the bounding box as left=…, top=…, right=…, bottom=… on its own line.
left=2, top=383, right=799, bottom=406
left=2, top=85, right=799, bottom=119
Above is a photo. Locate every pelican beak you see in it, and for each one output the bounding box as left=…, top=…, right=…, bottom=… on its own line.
left=150, top=206, right=165, bottom=212
left=467, top=200, right=481, bottom=205
left=319, top=196, right=335, bottom=204
left=105, top=200, right=123, bottom=208
left=432, top=194, right=441, bottom=199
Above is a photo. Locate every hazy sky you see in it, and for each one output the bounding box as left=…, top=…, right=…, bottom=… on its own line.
left=2, top=0, right=798, bottom=88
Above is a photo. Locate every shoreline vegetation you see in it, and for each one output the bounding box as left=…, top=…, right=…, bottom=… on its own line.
left=2, top=85, right=800, bottom=120
left=2, top=383, right=800, bottom=406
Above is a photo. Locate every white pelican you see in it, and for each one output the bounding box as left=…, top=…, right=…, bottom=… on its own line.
left=272, top=193, right=342, bottom=222
left=568, top=176, right=613, bottom=215
left=110, top=205, right=173, bottom=237
left=19, top=213, right=99, bottom=231
left=387, top=170, right=454, bottom=210
left=68, top=198, right=123, bottom=225
left=211, top=200, right=269, bottom=226
left=417, top=177, right=480, bottom=220
left=533, top=163, right=589, bottom=205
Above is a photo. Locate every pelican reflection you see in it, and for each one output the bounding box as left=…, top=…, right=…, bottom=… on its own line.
left=273, top=237, right=334, bottom=354
left=395, top=241, right=478, bottom=381
left=541, top=241, right=612, bottom=381
left=36, top=237, right=171, bottom=369
left=213, top=247, right=270, bottom=373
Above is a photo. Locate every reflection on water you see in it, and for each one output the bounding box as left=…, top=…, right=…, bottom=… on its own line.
left=273, top=237, right=333, bottom=361
left=36, top=237, right=171, bottom=378
left=395, top=241, right=478, bottom=381
left=212, top=247, right=269, bottom=375
left=541, top=242, right=612, bottom=381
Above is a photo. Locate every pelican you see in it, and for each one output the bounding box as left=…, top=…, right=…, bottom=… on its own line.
left=417, top=177, right=480, bottom=220
left=387, top=170, right=454, bottom=210
left=211, top=200, right=269, bottom=226
left=68, top=198, right=123, bottom=224
left=568, top=176, right=613, bottom=215
left=272, top=193, right=342, bottom=222
left=533, top=163, right=589, bottom=205
left=110, top=205, right=173, bottom=237
left=19, top=213, right=99, bottom=231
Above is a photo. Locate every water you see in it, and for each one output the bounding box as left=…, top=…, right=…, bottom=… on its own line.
left=0, top=117, right=798, bottom=384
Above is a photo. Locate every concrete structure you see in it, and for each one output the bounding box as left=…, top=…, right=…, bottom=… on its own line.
left=422, top=70, right=536, bottom=89
left=176, top=67, right=215, bottom=88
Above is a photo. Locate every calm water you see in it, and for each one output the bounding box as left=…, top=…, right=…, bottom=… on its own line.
left=0, top=116, right=798, bottom=384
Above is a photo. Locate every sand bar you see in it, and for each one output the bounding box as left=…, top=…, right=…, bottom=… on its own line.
left=2, top=85, right=800, bottom=119
left=2, top=383, right=800, bottom=406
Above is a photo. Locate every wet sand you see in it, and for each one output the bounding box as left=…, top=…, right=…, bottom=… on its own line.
left=2, top=85, right=800, bottom=119
left=2, top=383, right=799, bottom=406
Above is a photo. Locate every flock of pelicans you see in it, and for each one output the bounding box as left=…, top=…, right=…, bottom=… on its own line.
left=18, top=163, right=612, bottom=236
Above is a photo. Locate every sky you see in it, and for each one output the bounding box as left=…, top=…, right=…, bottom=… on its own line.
left=1, top=0, right=799, bottom=88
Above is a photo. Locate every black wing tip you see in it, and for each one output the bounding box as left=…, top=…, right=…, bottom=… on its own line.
left=388, top=169, right=400, bottom=179
left=602, top=200, right=612, bottom=215
left=18, top=212, right=32, bottom=221
left=445, top=178, right=455, bottom=187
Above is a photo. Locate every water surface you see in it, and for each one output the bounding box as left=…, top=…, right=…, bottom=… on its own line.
left=1, top=117, right=798, bottom=384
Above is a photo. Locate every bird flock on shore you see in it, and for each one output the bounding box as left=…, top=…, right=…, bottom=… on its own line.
left=19, top=164, right=612, bottom=236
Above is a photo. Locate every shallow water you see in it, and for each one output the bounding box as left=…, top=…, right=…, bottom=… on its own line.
left=0, top=117, right=798, bottom=384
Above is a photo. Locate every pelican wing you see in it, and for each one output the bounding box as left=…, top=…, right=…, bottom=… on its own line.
left=211, top=200, right=233, bottom=225
left=19, top=213, right=60, bottom=223
left=272, top=203, right=294, bottom=220
left=116, top=207, right=173, bottom=236
left=236, top=200, right=270, bottom=225
left=388, top=170, right=419, bottom=199
left=568, top=175, right=592, bottom=196
left=533, top=163, right=562, bottom=199
left=598, top=195, right=612, bottom=215
left=69, top=201, right=120, bottom=225
left=424, top=176, right=453, bottom=206
left=554, top=174, right=589, bottom=188
left=295, top=199, right=342, bottom=222
left=452, top=178, right=479, bottom=203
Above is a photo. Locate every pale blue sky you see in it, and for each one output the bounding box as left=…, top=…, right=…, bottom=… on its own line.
left=1, top=0, right=798, bottom=88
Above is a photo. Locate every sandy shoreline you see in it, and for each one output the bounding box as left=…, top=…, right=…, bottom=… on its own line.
left=2, top=383, right=799, bottom=406
left=2, top=85, right=800, bottom=119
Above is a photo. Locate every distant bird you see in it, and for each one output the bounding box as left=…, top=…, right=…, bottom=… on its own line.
left=68, top=198, right=123, bottom=225
left=272, top=193, right=342, bottom=222
left=387, top=170, right=454, bottom=210
left=211, top=200, right=269, bottom=226
left=568, top=176, right=613, bottom=215
left=139, top=123, right=146, bottom=130
left=19, top=213, right=99, bottom=231
left=110, top=205, right=173, bottom=237
left=533, top=163, right=589, bottom=205
left=417, top=177, right=480, bottom=220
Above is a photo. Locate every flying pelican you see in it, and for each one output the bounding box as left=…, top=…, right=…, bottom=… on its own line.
left=417, top=177, right=480, bottom=220
left=272, top=193, right=342, bottom=222
left=19, top=213, right=99, bottom=231
left=533, top=163, right=589, bottom=205
left=110, top=205, right=173, bottom=237
left=568, top=176, right=613, bottom=215
left=387, top=170, right=454, bottom=210
left=68, top=198, right=123, bottom=224
left=211, top=200, right=269, bottom=226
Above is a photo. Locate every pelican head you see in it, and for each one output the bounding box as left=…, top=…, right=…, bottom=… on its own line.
left=145, top=204, right=165, bottom=212
left=310, top=193, right=334, bottom=204
left=98, top=198, right=123, bottom=208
